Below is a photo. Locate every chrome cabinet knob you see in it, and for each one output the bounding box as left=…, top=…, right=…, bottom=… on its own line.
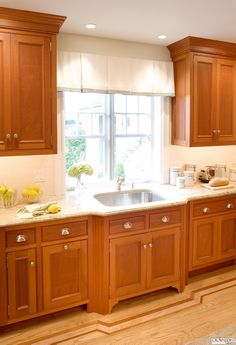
left=63, top=245, right=68, bottom=251
left=123, top=222, right=133, bottom=230
left=227, top=203, right=234, bottom=209
left=143, top=244, right=147, bottom=249
left=30, top=261, right=35, bottom=268
left=13, top=133, right=18, bottom=139
left=61, top=228, right=71, bottom=236
left=203, top=207, right=210, bottom=213
left=161, top=215, right=170, bottom=223
left=16, top=234, right=28, bottom=243
left=149, top=243, right=153, bottom=248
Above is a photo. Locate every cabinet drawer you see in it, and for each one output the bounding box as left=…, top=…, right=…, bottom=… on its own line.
left=109, top=216, right=145, bottom=235
left=42, top=220, right=87, bottom=242
left=149, top=208, right=181, bottom=228
left=192, top=197, right=236, bottom=218
left=6, top=228, right=36, bottom=248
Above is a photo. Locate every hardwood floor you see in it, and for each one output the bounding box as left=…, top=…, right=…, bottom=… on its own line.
left=0, top=265, right=236, bottom=345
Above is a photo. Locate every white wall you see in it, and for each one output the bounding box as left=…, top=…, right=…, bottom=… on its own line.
left=170, top=145, right=236, bottom=178
left=57, top=33, right=171, bottom=61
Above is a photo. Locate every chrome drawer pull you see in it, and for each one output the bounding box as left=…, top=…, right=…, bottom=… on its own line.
left=227, top=203, right=234, bottom=209
left=203, top=207, right=210, bottom=213
left=123, top=222, right=133, bottom=230
left=61, top=228, right=71, bottom=236
left=161, top=216, right=170, bottom=223
left=63, top=245, right=68, bottom=251
left=16, top=234, right=28, bottom=243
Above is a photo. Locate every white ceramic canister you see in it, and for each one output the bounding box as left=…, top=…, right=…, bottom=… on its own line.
left=176, top=177, right=185, bottom=188
left=185, top=163, right=197, bottom=182
left=229, top=167, right=236, bottom=182
left=215, top=163, right=227, bottom=178
left=170, top=166, right=180, bottom=185
left=184, top=170, right=194, bottom=187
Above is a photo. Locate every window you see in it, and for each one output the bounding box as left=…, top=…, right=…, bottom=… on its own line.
left=63, top=91, right=162, bottom=184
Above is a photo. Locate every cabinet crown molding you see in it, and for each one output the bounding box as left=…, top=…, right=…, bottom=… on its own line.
left=168, top=36, right=236, bottom=59
left=0, top=7, right=66, bottom=34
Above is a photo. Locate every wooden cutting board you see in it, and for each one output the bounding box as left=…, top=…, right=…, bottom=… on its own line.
left=202, top=184, right=235, bottom=190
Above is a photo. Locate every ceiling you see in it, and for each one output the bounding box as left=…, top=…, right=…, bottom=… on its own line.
left=1, top=0, right=236, bottom=46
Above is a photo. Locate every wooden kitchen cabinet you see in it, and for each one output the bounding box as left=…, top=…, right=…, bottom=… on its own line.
left=189, top=196, right=236, bottom=272
left=110, top=234, right=147, bottom=298
left=0, top=7, right=66, bottom=156
left=89, top=206, right=186, bottom=314
left=7, top=249, right=37, bottom=320
left=147, top=227, right=180, bottom=289
left=43, top=240, right=88, bottom=311
left=110, top=228, right=181, bottom=300
left=0, top=216, right=89, bottom=326
left=168, top=36, right=236, bottom=146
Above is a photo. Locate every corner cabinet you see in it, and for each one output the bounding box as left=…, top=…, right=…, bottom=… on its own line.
left=0, top=7, right=66, bottom=156
left=168, top=36, right=236, bottom=146
left=88, top=206, right=186, bottom=314
left=0, top=216, right=89, bottom=326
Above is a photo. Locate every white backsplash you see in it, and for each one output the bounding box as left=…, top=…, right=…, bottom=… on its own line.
left=170, top=145, right=236, bottom=179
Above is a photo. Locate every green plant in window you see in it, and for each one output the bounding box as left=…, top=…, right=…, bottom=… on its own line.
left=115, top=163, right=125, bottom=178
left=65, top=138, right=86, bottom=170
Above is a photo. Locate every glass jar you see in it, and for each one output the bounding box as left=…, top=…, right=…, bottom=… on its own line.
left=185, top=163, right=197, bottom=182
left=215, top=163, right=227, bottom=178
left=170, top=166, right=180, bottom=186
left=184, top=170, right=194, bottom=187
left=176, top=177, right=185, bottom=188
left=229, top=167, right=236, bottom=182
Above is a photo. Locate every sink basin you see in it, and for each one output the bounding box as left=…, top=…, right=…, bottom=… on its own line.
left=93, top=189, right=164, bottom=207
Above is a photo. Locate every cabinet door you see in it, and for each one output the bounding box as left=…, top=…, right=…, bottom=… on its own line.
left=219, top=214, right=236, bottom=259
left=7, top=249, right=37, bottom=320
left=110, top=234, right=147, bottom=298
left=147, top=228, right=180, bottom=289
left=0, top=32, right=11, bottom=151
left=190, top=217, right=219, bottom=269
left=216, top=59, right=236, bottom=143
left=43, top=240, right=87, bottom=311
left=192, top=56, right=216, bottom=145
left=11, top=34, right=52, bottom=151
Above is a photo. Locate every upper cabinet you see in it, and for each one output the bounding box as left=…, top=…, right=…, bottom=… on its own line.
left=168, top=36, right=236, bottom=146
left=0, top=7, right=66, bottom=156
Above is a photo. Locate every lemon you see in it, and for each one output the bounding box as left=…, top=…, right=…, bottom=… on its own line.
left=0, top=184, right=7, bottom=196
left=26, top=184, right=41, bottom=193
left=48, top=204, right=61, bottom=214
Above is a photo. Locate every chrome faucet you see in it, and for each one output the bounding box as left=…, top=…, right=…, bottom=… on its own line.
left=116, top=176, right=125, bottom=191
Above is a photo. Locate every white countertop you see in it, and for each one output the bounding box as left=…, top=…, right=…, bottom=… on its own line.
left=1, top=182, right=236, bottom=227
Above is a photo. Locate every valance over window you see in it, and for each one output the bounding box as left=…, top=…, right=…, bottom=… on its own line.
left=57, top=51, right=175, bottom=96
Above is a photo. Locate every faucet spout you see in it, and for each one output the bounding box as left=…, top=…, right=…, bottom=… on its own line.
left=116, top=176, right=125, bottom=191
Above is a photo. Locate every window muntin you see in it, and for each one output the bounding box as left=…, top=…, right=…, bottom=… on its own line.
left=64, top=92, right=155, bottom=183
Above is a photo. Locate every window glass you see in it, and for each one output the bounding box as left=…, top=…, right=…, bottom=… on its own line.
left=64, top=91, right=156, bottom=184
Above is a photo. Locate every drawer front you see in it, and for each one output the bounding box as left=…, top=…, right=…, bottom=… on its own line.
left=192, top=198, right=236, bottom=218
left=149, top=208, right=181, bottom=228
left=42, top=220, right=87, bottom=242
left=6, top=228, right=36, bottom=248
left=109, top=216, right=145, bottom=235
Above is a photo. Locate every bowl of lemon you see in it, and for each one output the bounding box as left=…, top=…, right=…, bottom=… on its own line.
left=22, top=184, right=42, bottom=204
left=0, top=184, right=17, bottom=208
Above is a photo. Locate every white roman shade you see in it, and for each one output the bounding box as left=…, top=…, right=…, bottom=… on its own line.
left=57, top=51, right=175, bottom=96
left=57, top=51, right=82, bottom=91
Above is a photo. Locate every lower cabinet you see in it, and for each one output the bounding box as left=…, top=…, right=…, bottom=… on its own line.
left=88, top=206, right=186, bottom=314
left=110, top=228, right=180, bottom=299
left=7, top=248, right=37, bottom=320
left=1, top=217, right=88, bottom=326
left=189, top=197, right=236, bottom=271
left=42, top=240, right=87, bottom=310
